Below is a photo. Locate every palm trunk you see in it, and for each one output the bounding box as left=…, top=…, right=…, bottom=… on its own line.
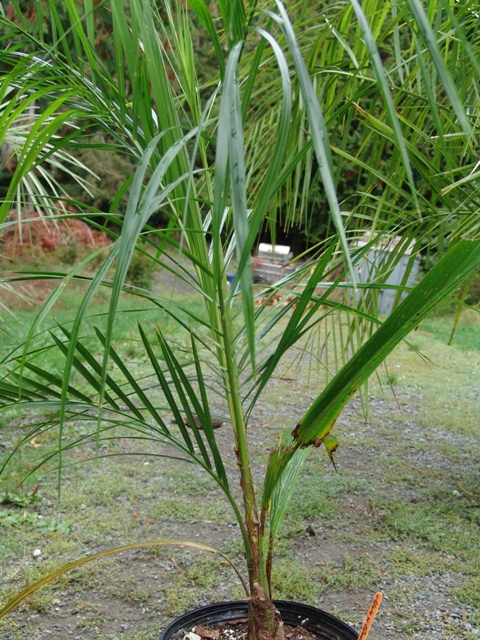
left=247, top=581, right=283, bottom=640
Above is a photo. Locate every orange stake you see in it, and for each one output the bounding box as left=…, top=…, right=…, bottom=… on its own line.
left=357, top=592, right=383, bottom=640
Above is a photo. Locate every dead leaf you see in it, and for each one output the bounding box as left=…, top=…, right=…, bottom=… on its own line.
left=227, top=618, right=248, bottom=625
left=194, top=626, right=221, bottom=639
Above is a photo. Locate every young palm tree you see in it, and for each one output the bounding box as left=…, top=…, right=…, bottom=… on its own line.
left=1, top=2, right=479, bottom=639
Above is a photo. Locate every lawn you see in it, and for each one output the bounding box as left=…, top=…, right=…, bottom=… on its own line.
left=0, top=276, right=479, bottom=640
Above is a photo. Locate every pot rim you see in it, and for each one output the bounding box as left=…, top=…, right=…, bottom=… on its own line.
left=159, top=599, right=358, bottom=640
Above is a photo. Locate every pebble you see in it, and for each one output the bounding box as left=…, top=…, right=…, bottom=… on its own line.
left=32, top=548, right=42, bottom=558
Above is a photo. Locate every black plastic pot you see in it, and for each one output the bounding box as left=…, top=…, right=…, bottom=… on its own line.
left=159, top=600, right=358, bottom=640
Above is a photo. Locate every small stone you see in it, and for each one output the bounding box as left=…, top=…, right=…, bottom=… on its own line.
left=32, top=548, right=42, bottom=558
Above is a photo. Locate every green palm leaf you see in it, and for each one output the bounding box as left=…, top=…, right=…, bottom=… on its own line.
left=262, top=237, right=480, bottom=509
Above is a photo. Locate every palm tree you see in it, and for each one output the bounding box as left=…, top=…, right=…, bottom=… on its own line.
left=1, top=2, right=479, bottom=639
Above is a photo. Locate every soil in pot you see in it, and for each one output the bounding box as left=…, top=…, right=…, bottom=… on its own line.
left=159, top=600, right=358, bottom=640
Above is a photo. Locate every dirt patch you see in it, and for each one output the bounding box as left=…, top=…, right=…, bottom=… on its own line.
left=1, top=209, right=111, bottom=310
left=1, top=207, right=110, bottom=260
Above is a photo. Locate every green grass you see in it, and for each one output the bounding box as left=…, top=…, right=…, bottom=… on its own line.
left=1, top=286, right=479, bottom=638
left=1, top=250, right=206, bottom=372
left=270, top=558, right=322, bottom=601
left=315, top=553, right=382, bottom=591
left=420, top=310, right=480, bottom=352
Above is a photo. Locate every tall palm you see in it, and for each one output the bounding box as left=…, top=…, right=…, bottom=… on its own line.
left=1, top=2, right=480, bottom=639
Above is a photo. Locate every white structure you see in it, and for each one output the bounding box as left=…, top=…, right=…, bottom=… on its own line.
left=253, top=243, right=296, bottom=284
left=352, top=235, right=421, bottom=314
left=257, top=243, right=293, bottom=263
